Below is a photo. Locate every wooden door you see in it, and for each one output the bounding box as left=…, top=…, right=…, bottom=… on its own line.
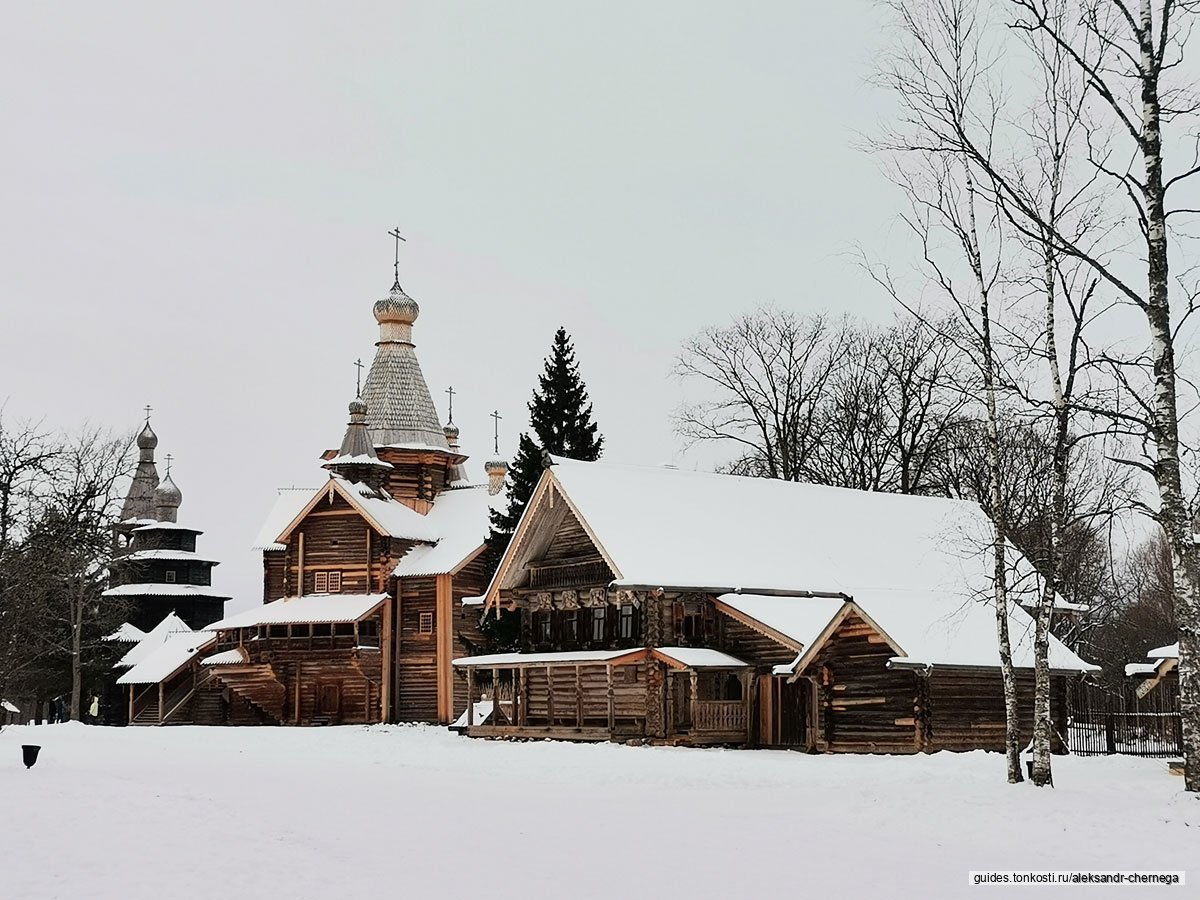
left=317, top=683, right=341, bottom=721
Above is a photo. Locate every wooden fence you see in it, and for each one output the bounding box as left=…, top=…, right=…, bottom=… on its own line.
left=1067, top=681, right=1181, bottom=758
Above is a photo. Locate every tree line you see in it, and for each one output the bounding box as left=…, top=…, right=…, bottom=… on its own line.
left=0, top=415, right=131, bottom=725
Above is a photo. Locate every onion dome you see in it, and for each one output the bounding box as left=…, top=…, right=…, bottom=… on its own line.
left=154, top=472, right=182, bottom=523
left=373, top=281, right=420, bottom=327
left=137, top=422, right=158, bottom=451
left=443, top=423, right=460, bottom=442
left=484, top=458, right=509, bottom=496
left=349, top=396, right=368, bottom=417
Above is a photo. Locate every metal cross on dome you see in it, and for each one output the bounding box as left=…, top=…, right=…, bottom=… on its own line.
left=143, top=404, right=152, bottom=422
left=490, top=409, right=502, bottom=455
left=354, top=358, right=364, bottom=396
left=445, top=385, right=456, bottom=424
left=387, top=226, right=406, bottom=285
left=165, top=453, right=174, bottom=475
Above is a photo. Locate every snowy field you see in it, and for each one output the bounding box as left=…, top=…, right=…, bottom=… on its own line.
left=2, top=724, right=1196, bottom=900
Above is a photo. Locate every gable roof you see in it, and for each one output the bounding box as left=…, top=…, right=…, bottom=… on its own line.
left=117, top=631, right=215, bottom=685
left=392, top=485, right=506, bottom=577
left=272, top=475, right=441, bottom=546
left=252, top=488, right=316, bottom=551
left=113, top=612, right=193, bottom=669
left=487, top=458, right=1095, bottom=673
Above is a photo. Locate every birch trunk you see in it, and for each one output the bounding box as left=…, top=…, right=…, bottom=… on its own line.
left=965, top=164, right=1024, bottom=783
left=1133, top=0, right=1200, bottom=792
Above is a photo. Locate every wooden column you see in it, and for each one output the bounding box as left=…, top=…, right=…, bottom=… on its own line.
left=546, top=666, right=555, bottom=725
left=296, top=532, right=305, bottom=596
left=743, top=672, right=755, bottom=746
left=665, top=670, right=674, bottom=737
left=575, top=664, right=583, bottom=728
left=492, top=667, right=501, bottom=724
left=689, top=670, right=698, bottom=732
left=158, top=682, right=165, bottom=724
left=294, top=663, right=302, bottom=723
left=436, top=574, right=454, bottom=723
left=128, top=685, right=134, bottom=723
left=466, top=668, right=475, bottom=726
left=520, top=666, right=529, bottom=725
left=606, top=665, right=615, bottom=734
left=380, top=599, right=393, bottom=723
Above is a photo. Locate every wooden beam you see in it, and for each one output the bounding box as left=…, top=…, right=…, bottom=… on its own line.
left=296, top=531, right=305, bottom=596
left=606, top=664, right=615, bottom=733
left=158, top=681, right=165, bottom=725
left=689, top=670, right=698, bottom=733
left=436, top=573, right=454, bottom=723
left=466, top=667, right=475, bottom=726
left=575, top=664, right=583, bottom=728
left=380, top=599, right=393, bottom=722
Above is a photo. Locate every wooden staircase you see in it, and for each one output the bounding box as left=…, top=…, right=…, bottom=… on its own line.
left=211, top=664, right=286, bottom=723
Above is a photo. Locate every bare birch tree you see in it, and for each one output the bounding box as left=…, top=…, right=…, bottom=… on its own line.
left=876, top=0, right=1027, bottom=782
left=909, top=0, right=1200, bottom=791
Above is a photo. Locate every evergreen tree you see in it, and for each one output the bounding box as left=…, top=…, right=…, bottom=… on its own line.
left=480, top=328, right=603, bottom=646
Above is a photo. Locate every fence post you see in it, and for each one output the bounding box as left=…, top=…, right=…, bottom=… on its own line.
left=1105, top=711, right=1116, bottom=755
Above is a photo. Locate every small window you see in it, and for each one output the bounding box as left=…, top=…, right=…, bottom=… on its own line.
left=312, top=623, right=332, bottom=637
left=334, top=622, right=354, bottom=636
left=327, top=571, right=342, bottom=593
left=562, top=610, right=578, bottom=643
left=591, top=607, right=607, bottom=643
left=269, top=625, right=287, bottom=638
left=619, top=604, right=636, bottom=640
left=533, top=611, right=551, bottom=644
left=164, top=570, right=176, bottom=584
left=360, top=620, right=378, bottom=638
left=313, top=571, right=328, bottom=593
left=418, top=611, right=434, bottom=635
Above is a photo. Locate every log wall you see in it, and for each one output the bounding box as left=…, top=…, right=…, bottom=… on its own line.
left=924, top=668, right=1070, bottom=753
left=811, top=612, right=919, bottom=753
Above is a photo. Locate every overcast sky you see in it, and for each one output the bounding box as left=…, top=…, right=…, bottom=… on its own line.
left=1, top=2, right=912, bottom=610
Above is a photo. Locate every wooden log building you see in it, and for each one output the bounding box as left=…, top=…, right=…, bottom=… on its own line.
left=115, top=272, right=504, bottom=726
left=454, top=457, right=1098, bottom=752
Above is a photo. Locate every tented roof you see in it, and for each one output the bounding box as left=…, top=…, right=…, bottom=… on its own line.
left=104, top=622, right=148, bottom=643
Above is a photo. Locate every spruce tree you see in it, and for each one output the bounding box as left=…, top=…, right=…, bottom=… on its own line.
left=480, top=328, right=603, bottom=646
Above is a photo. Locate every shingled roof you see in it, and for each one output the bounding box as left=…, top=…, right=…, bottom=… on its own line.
left=361, top=280, right=450, bottom=450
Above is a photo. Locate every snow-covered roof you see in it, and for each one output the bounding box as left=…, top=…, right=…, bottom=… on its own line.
left=251, top=487, right=317, bottom=551
left=393, top=485, right=505, bottom=577
left=653, top=647, right=749, bottom=668
left=102, top=582, right=231, bottom=599
left=494, top=459, right=1095, bottom=674
left=1125, top=662, right=1159, bottom=677
left=201, top=648, right=248, bottom=666
left=1148, top=643, right=1179, bottom=660
left=207, top=593, right=388, bottom=630
left=717, top=593, right=846, bottom=651
left=2, top=699, right=19, bottom=713
left=132, top=521, right=203, bottom=534
left=114, top=612, right=194, bottom=669
left=322, top=453, right=393, bottom=469
left=265, top=476, right=442, bottom=549
left=118, top=549, right=219, bottom=564
left=451, top=700, right=494, bottom=728
left=104, top=622, right=148, bottom=643
left=117, top=631, right=215, bottom=685
left=452, top=649, right=643, bottom=668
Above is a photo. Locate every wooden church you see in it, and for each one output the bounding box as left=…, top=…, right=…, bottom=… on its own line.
left=116, top=266, right=506, bottom=726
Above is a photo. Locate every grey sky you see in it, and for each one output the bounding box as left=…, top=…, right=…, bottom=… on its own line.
left=1, top=2, right=907, bottom=611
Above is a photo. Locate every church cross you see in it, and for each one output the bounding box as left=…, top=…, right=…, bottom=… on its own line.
left=354, top=358, right=364, bottom=396
left=490, top=409, right=502, bottom=455
left=144, top=404, right=153, bottom=422
left=165, top=453, right=174, bottom=475
left=387, top=226, right=406, bottom=284
left=445, top=385, right=456, bottom=424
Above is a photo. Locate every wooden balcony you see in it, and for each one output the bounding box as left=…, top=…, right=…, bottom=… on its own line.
left=527, top=560, right=611, bottom=590
left=693, top=700, right=748, bottom=734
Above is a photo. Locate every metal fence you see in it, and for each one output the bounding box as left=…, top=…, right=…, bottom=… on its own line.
left=1067, top=680, right=1181, bottom=757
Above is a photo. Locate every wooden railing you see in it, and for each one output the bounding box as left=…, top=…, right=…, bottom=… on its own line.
left=694, top=700, right=747, bottom=734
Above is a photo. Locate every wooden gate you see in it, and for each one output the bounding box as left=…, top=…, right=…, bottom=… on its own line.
left=1067, top=681, right=1181, bottom=757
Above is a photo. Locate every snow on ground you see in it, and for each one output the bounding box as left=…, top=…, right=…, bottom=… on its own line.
left=2, top=724, right=1196, bottom=900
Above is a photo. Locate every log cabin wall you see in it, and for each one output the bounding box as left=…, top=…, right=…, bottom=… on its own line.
left=394, top=575, right=439, bottom=721
left=810, top=612, right=919, bottom=753
left=924, top=668, right=1069, bottom=753
left=375, top=448, right=451, bottom=506
left=263, top=551, right=287, bottom=600
left=451, top=555, right=490, bottom=717
left=717, top=613, right=798, bottom=666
